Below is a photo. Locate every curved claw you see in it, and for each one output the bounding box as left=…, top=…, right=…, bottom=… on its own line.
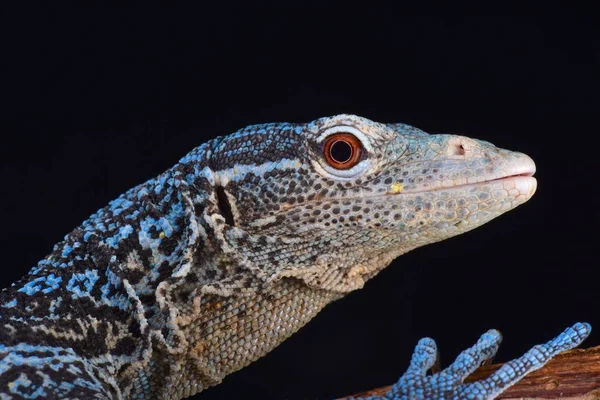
left=351, top=322, right=591, bottom=400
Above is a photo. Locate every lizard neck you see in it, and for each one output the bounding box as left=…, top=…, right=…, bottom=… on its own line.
left=0, top=151, right=216, bottom=396
left=132, top=278, right=339, bottom=398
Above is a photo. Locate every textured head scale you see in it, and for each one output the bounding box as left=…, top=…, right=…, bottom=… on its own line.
left=191, top=114, right=536, bottom=293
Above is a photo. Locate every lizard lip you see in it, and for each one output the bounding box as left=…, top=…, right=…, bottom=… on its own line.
left=484, top=172, right=537, bottom=198
left=468, top=155, right=536, bottom=187
left=408, top=173, right=537, bottom=194
left=487, top=171, right=535, bottom=182
left=394, top=155, right=537, bottom=195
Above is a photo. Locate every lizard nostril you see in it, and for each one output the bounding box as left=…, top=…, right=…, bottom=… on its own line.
left=448, top=143, right=466, bottom=156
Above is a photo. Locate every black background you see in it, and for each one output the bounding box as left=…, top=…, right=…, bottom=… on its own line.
left=0, top=4, right=598, bottom=400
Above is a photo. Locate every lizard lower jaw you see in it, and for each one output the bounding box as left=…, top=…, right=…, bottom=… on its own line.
left=486, top=174, right=537, bottom=199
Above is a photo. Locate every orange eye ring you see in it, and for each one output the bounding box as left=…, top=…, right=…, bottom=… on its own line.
left=323, top=133, right=363, bottom=170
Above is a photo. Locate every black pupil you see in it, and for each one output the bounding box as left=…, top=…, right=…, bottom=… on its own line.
left=330, top=140, right=353, bottom=163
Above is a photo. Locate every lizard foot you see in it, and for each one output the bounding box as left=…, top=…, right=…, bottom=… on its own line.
left=353, top=322, right=591, bottom=400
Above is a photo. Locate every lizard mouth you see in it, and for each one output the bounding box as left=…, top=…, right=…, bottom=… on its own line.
left=464, top=171, right=536, bottom=187
left=487, top=171, right=535, bottom=182
left=391, top=155, right=537, bottom=196
left=470, top=172, right=537, bottom=198
left=400, top=173, right=536, bottom=195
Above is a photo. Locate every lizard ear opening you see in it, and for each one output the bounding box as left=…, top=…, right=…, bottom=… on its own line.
left=216, top=186, right=235, bottom=226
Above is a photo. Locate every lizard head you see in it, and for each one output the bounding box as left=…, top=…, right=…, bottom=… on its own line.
left=204, top=114, right=536, bottom=293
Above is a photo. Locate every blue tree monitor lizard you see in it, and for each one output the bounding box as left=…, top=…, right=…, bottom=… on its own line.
left=0, top=115, right=590, bottom=399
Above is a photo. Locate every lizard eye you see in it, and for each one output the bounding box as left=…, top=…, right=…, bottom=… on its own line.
left=323, top=133, right=363, bottom=170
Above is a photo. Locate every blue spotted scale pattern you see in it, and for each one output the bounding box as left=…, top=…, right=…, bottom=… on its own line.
left=0, top=115, right=590, bottom=399
left=350, top=323, right=590, bottom=400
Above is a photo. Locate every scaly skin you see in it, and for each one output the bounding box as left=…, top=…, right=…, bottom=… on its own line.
left=0, top=115, right=589, bottom=399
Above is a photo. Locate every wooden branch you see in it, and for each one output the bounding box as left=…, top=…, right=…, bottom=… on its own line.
left=341, top=346, right=600, bottom=399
